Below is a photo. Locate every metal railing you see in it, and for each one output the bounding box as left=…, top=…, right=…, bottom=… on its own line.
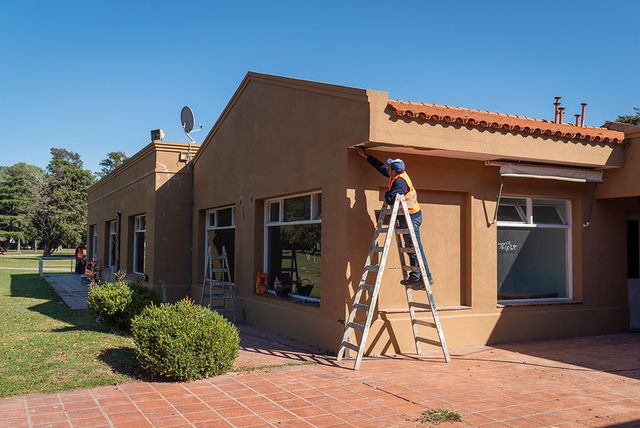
left=38, top=256, right=75, bottom=277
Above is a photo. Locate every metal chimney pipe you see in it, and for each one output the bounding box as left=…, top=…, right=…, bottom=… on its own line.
left=554, top=97, right=561, bottom=123
left=580, top=103, right=587, bottom=126
left=574, top=114, right=581, bottom=126
left=558, top=107, right=565, bottom=124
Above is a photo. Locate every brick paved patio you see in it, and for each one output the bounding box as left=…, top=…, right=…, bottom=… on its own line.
left=1, top=332, right=639, bottom=427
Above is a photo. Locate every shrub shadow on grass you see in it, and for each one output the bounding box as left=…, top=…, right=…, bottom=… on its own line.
left=97, top=347, right=156, bottom=382
left=9, top=273, right=104, bottom=333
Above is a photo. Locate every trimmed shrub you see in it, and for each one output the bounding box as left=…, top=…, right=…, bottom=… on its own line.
left=87, top=281, right=160, bottom=330
left=131, top=299, right=240, bottom=380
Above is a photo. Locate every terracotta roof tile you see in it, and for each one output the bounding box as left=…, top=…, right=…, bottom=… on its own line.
left=388, top=100, right=625, bottom=145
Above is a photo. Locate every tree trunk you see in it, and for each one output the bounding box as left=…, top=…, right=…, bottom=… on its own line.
left=43, top=242, right=51, bottom=257
left=17, top=238, right=21, bottom=253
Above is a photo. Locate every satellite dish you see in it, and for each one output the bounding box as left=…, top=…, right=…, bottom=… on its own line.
left=181, top=106, right=195, bottom=133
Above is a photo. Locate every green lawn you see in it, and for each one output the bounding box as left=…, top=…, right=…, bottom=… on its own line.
left=0, top=256, right=138, bottom=398
left=0, top=249, right=75, bottom=270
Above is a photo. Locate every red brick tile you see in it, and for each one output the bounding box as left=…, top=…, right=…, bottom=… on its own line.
left=148, top=415, right=190, bottom=427
left=0, top=408, right=27, bottom=420
left=66, top=408, right=105, bottom=420
left=194, top=421, right=233, bottom=428
left=183, top=410, right=223, bottom=423
left=30, top=412, right=68, bottom=425
left=260, top=410, right=299, bottom=424
left=0, top=418, right=29, bottom=428
left=68, top=416, right=110, bottom=428
left=304, top=413, right=350, bottom=427
left=226, top=414, right=268, bottom=427
left=289, top=404, right=328, bottom=418
left=31, top=423, right=71, bottom=428
left=216, top=405, right=254, bottom=419
left=106, top=411, right=147, bottom=424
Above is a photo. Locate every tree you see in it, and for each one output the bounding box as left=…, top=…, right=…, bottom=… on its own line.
left=616, top=108, right=640, bottom=126
left=32, top=148, right=95, bottom=256
left=97, top=151, right=128, bottom=178
left=0, top=163, right=43, bottom=251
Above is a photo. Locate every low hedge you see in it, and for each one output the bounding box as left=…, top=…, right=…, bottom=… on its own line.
left=131, top=299, right=240, bottom=380
left=87, top=281, right=160, bottom=330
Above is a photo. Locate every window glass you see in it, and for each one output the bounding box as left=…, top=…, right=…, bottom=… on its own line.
left=208, top=212, right=216, bottom=227
left=269, top=202, right=280, bottom=222
left=532, top=200, right=566, bottom=225
left=216, top=208, right=233, bottom=227
left=206, top=229, right=235, bottom=281
left=135, top=230, right=145, bottom=273
left=497, top=227, right=567, bottom=300
left=312, top=193, right=322, bottom=220
left=109, top=220, right=117, bottom=268
left=497, top=205, right=523, bottom=223
left=268, top=223, right=321, bottom=298
left=284, top=195, right=311, bottom=222
left=497, top=198, right=525, bottom=223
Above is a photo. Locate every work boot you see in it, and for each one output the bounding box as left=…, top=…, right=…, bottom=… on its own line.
left=401, top=276, right=424, bottom=289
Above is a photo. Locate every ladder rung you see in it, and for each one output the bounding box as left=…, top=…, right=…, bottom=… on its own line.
left=359, top=284, right=375, bottom=292
left=409, top=302, right=432, bottom=310
left=379, top=209, right=392, bottom=215
left=348, top=322, right=365, bottom=331
left=378, top=226, right=390, bottom=233
left=211, top=255, right=227, bottom=260
left=353, top=303, right=370, bottom=312
left=364, top=265, right=380, bottom=272
left=416, top=337, right=441, bottom=346
left=413, top=319, right=436, bottom=328
left=341, top=341, right=360, bottom=352
left=372, top=246, right=384, bottom=252
left=209, top=268, right=228, bottom=273
left=399, top=247, right=416, bottom=253
left=402, top=266, right=421, bottom=273
left=395, top=228, right=411, bottom=234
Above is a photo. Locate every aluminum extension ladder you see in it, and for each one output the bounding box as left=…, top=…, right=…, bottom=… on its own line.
left=200, top=245, right=235, bottom=322
left=337, top=194, right=450, bottom=370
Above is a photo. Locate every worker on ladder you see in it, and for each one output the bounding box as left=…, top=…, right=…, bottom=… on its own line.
left=356, top=148, right=434, bottom=287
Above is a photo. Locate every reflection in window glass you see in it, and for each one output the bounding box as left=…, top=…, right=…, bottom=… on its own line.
left=269, top=202, right=280, bottom=222
left=532, top=200, right=566, bottom=224
left=313, top=193, right=322, bottom=220
left=216, top=208, right=233, bottom=227
left=267, top=224, right=321, bottom=298
left=206, top=229, right=235, bottom=281
left=497, top=205, right=524, bottom=223
left=284, top=195, right=311, bottom=222
left=497, top=227, right=567, bottom=300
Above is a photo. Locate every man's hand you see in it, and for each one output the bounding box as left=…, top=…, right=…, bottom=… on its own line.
left=354, top=147, right=368, bottom=159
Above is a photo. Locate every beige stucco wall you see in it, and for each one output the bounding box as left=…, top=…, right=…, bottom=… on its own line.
left=87, top=142, right=194, bottom=301
left=597, top=127, right=640, bottom=198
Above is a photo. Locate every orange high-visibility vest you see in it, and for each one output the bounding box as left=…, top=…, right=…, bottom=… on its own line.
left=388, top=172, right=421, bottom=214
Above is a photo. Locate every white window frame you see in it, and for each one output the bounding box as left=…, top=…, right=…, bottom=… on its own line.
left=264, top=191, right=322, bottom=303
left=204, top=206, right=236, bottom=275
left=496, top=196, right=572, bottom=304
left=133, top=215, right=146, bottom=275
left=108, top=220, right=117, bottom=269
left=91, top=225, right=98, bottom=260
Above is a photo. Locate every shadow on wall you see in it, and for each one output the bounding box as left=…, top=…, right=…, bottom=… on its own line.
left=9, top=273, right=102, bottom=333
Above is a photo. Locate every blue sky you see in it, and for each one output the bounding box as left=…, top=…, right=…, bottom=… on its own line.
left=0, top=0, right=638, bottom=172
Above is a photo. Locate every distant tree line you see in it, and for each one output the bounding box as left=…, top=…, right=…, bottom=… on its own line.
left=615, top=108, right=640, bottom=126
left=0, top=149, right=128, bottom=255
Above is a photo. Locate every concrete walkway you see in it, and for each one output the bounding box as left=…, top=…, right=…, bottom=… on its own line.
left=42, top=273, right=88, bottom=309
left=1, top=333, right=639, bottom=427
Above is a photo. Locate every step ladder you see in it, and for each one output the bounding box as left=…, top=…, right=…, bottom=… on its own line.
left=337, top=194, right=450, bottom=370
left=200, top=245, right=235, bottom=322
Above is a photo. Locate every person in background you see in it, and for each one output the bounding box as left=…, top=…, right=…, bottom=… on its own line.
left=74, top=243, right=86, bottom=274
left=356, top=147, right=434, bottom=288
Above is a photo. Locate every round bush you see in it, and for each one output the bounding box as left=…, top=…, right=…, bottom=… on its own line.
left=131, top=299, right=240, bottom=380
left=87, top=281, right=161, bottom=330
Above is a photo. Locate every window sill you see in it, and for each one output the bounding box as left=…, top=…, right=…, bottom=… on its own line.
left=380, top=305, right=472, bottom=314
left=256, top=291, right=320, bottom=307
left=497, top=299, right=581, bottom=308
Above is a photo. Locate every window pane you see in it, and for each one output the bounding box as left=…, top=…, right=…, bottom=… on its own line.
left=216, top=208, right=233, bottom=227
left=284, top=195, right=311, bottom=222
left=208, top=212, right=216, bottom=227
left=135, top=231, right=145, bottom=273
left=313, top=193, right=322, bottom=220
left=533, top=200, right=566, bottom=224
left=497, top=205, right=523, bottom=222
left=497, top=227, right=567, bottom=300
left=269, top=202, right=280, bottom=222
left=206, top=229, right=235, bottom=281
left=109, top=235, right=117, bottom=267
left=268, top=224, right=321, bottom=298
